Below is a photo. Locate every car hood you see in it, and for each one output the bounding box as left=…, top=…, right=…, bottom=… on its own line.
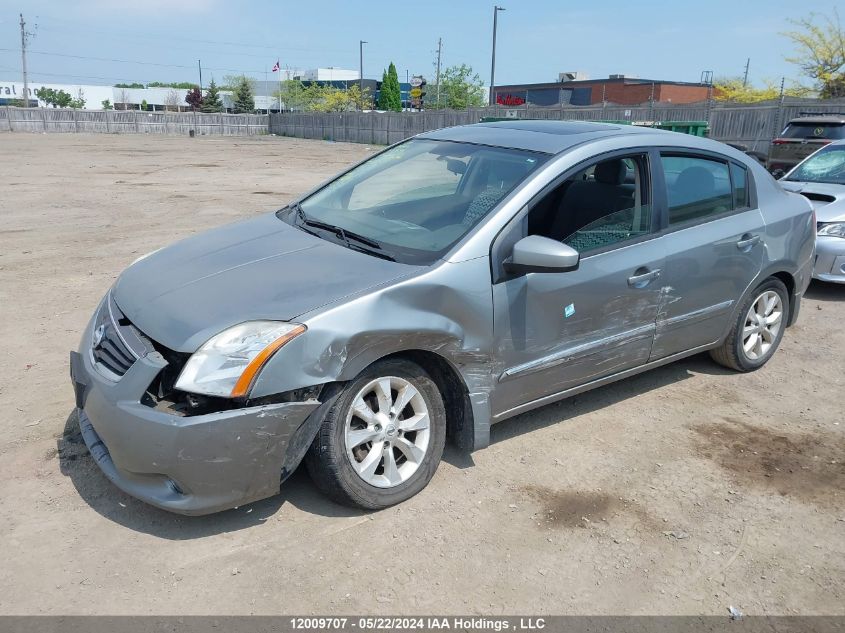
left=779, top=180, right=845, bottom=222
left=113, top=213, right=419, bottom=352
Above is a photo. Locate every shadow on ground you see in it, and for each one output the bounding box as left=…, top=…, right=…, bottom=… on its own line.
left=804, top=280, right=845, bottom=302
left=58, top=352, right=731, bottom=538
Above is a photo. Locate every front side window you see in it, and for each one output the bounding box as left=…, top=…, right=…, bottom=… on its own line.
left=526, top=154, right=653, bottom=254
left=661, top=155, right=733, bottom=226
left=784, top=144, right=845, bottom=185
left=291, top=139, right=548, bottom=263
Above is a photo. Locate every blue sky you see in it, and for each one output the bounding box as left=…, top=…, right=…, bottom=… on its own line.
left=0, top=0, right=837, bottom=87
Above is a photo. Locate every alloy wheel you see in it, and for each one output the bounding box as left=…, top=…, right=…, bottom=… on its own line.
left=344, top=376, right=431, bottom=488
left=742, top=290, right=783, bottom=361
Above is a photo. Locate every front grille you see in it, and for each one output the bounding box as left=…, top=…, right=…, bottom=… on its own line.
left=91, top=294, right=146, bottom=379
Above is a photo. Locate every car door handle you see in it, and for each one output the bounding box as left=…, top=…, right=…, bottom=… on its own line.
left=736, top=234, right=761, bottom=251
left=627, top=268, right=661, bottom=288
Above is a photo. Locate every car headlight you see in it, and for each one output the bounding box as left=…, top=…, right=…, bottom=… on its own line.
left=817, top=222, right=845, bottom=238
left=175, top=321, right=306, bottom=398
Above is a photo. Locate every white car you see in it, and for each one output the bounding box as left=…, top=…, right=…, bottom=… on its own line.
left=781, top=138, right=845, bottom=283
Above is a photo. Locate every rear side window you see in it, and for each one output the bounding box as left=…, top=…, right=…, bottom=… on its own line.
left=781, top=123, right=845, bottom=140
left=661, top=155, right=733, bottom=225
left=730, top=163, right=749, bottom=209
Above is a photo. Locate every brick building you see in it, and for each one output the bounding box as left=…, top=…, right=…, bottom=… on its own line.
left=493, top=75, right=710, bottom=107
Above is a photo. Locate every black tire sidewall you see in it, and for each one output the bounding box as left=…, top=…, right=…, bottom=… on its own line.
left=732, top=278, right=789, bottom=371
left=319, top=359, right=446, bottom=509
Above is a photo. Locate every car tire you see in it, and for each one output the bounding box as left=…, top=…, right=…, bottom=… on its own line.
left=304, top=358, right=446, bottom=510
left=710, top=277, right=789, bottom=372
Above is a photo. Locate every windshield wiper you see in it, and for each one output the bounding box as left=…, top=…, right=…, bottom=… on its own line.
left=290, top=203, right=396, bottom=261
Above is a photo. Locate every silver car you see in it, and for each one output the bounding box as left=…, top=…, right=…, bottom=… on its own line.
left=69, top=121, right=815, bottom=515
left=780, top=139, right=845, bottom=283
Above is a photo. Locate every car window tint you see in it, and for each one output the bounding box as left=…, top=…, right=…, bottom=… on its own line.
left=781, top=123, right=845, bottom=140
left=661, top=155, right=733, bottom=225
left=527, top=154, right=652, bottom=254
left=730, top=163, right=749, bottom=209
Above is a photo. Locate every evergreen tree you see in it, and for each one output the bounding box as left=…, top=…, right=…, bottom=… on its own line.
left=201, top=79, right=224, bottom=113
left=232, top=76, right=255, bottom=113
left=377, top=68, right=389, bottom=110
left=384, top=62, right=402, bottom=111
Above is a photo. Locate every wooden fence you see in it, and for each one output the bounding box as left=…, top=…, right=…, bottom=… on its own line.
left=269, top=98, right=845, bottom=153
left=0, top=107, right=269, bottom=136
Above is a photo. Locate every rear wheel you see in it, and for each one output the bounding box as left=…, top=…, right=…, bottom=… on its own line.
left=710, top=278, right=789, bottom=372
left=305, top=358, right=446, bottom=509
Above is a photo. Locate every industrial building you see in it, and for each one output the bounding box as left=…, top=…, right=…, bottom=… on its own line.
left=493, top=73, right=711, bottom=107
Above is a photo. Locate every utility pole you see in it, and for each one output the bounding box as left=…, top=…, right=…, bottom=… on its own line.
left=359, top=40, right=367, bottom=108
left=20, top=13, right=30, bottom=107
left=489, top=6, right=506, bottom=106
left=742, top=57, right=751, bottom=87
left=435, top=37, right=442, bottom=108
left=198, top=59, right=203, bottom=91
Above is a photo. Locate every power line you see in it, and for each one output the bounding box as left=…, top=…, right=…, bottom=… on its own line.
left=0, top=47, right=279, bottom=76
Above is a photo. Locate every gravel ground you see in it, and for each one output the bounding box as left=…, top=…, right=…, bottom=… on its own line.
left=0, top=133, right=843, bottom=616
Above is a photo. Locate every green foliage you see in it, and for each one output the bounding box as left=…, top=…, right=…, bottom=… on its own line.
left=147, top=81, right=197, bottom=89
left=783, top=9, right=845, bottom=99
left=200, top=79, right=224, bottom=113
left=35, top=87, right=73, bottom=108
left=425, top=64, right=485, bottom=110
left=377, top=62, right=402, bottom=111
left=101, top=99, right=113, bottom=110
left=714, top=77, right=812, bottom=102
left=114, top=82, right=144, bottom=89
left=68, top=89, right=86, bottom=109
left=140, top=99, right=149, bottom=111
left=276, top=81, right=371, bottom=112
left=231, top=75, right=256, bottom=113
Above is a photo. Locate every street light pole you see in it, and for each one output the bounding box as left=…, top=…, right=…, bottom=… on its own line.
left=489, top=6, right=505, bottom=106
left=359, top=40, right=367, bottom=109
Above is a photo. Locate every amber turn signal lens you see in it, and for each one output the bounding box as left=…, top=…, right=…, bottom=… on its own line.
left=230, top=324, right=306, bottom=398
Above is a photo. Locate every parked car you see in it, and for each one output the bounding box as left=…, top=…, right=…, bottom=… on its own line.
left=767, top=114, right=845, bottom=178
left=780, top=139, right=845, bottom=283
left=70, top=121, right=815, bottom=515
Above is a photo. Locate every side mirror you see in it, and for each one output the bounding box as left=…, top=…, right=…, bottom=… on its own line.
left=504, top=235, right=580, bottom=275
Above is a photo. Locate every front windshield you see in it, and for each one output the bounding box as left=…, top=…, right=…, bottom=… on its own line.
left=785, top=144, right=845, bottom=185
left=292, top=139, right=548, bottom=263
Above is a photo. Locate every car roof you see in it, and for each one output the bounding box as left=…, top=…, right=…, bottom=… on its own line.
left=419, top=120, right=672, bottom=154
left=786, top=115, right=845, bottom=125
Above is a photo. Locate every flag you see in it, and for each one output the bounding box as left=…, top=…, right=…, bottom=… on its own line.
left=272, top=60, right=280, bottom=72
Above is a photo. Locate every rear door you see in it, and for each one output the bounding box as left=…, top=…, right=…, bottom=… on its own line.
left=650, top=152, right=764, bottom=359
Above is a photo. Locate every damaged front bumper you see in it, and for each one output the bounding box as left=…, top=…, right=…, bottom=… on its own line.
left=814, top=236, right=845, bottom=284
left=69, top=310, right=322, bottom=516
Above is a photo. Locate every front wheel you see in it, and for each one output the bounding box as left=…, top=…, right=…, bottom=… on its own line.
left=710, top=277, right=789, bottom=372
left=305, top=359, right=446, bottom=509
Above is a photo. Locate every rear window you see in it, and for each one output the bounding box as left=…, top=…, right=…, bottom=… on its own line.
left=781, top=123, right=845, bottom=140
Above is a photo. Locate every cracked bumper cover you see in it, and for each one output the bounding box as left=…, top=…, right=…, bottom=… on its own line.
left=69, top=325, right=321, bottom=516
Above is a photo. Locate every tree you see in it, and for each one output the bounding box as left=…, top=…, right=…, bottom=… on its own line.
left=231, top=75, right=255, bottom=113
left=185, top=87, right=202, bottom=111
left=68, top=89, right=86, bottom=109
left=164, top=89, right=181, bottom=112
left=714, top=77, right=811, bottom=102
left=426, top=64, right=485, bottom=109
left=101, top=99, right=113, bottom=110
left=140, top=99, right=149, bottom=111
left=784, top=9, right=845, bottom=98
left=200, top=78, right=224, bottom=113
left=35, top=87, right=73, bottom=108
left=276, top=79, right=308, bottom=111
left=377, top=62, right=402, bottom=111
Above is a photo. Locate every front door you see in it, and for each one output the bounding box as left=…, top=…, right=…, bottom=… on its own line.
left=489, top=152, right=665, bottom=419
